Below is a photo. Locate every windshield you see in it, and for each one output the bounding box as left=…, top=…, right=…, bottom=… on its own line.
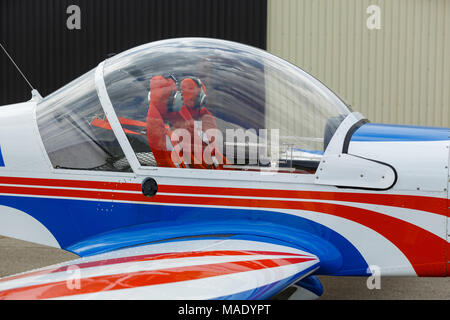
left=36, top=70, right=131, bottom=172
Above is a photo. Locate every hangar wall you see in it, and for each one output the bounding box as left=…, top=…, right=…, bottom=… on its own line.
left=2, top=1, right=448, bottom=128
left=267, top=0, right=450, bottom=127
left=0, top=0, right=267, bottom=106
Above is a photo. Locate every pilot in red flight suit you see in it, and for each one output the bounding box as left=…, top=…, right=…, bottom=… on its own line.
left=146, top=75, right=186, bottom=168
left=146, top=75, right=228, bottom=169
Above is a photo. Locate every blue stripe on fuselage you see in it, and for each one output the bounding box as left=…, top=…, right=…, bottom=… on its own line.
left=0, top=194, right=369, bottom=276
left=351, top=123, right=450, bottom=142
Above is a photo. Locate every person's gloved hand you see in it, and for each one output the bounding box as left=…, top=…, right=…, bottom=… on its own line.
left=148, top=75, right=177, bottom=115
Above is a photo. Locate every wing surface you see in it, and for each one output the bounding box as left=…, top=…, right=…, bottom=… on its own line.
left=0, top=238, right=320, bottom=300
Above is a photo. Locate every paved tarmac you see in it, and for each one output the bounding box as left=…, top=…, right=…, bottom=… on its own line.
left=0, top=236, right=449, bottom=300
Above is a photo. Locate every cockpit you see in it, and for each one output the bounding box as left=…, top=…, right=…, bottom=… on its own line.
left=36, top=38, right=351, bottom=174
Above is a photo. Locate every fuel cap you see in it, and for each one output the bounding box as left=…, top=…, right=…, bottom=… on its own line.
left=141, top=178, right=158, bottom=197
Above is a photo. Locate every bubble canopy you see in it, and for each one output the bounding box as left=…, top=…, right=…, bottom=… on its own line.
left=37, top=38, right=351, bottom=174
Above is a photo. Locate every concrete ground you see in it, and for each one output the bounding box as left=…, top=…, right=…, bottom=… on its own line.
left=0, top=236, right=449, bottom=300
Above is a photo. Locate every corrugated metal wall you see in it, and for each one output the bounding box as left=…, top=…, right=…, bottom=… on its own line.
left=267, top=0, right=449, bottom=127
left=0, top=0, right=267, bottom=106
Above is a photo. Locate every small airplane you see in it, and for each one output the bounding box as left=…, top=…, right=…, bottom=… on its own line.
left=0, top=38, right=448, bottom=300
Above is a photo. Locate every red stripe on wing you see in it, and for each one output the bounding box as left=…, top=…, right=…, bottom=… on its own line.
left=0, top=250, right=309, bottom=283
left=0, top=257, right=315, bottom=300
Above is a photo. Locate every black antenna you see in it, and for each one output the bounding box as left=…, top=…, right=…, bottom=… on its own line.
left=0, top=42, right=35, bottom=91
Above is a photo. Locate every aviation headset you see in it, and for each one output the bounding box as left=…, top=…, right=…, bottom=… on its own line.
left=188, top=77, right=207, bottom=109
left=149, top=75, right=206, bottom=113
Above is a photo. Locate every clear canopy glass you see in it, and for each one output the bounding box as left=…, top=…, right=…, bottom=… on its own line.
left=36, top=38, right=350, bottom=174
left=103, top=38, right=350, bottom=173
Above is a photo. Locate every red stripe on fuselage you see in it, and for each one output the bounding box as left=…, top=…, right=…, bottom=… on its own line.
left=157, top=185, right=448, bottom=217
left=0, top=176, right=446, bottom=216
left=0, top=257, right=314, bottom=300
left=0, top=176, right=141, bottom=192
